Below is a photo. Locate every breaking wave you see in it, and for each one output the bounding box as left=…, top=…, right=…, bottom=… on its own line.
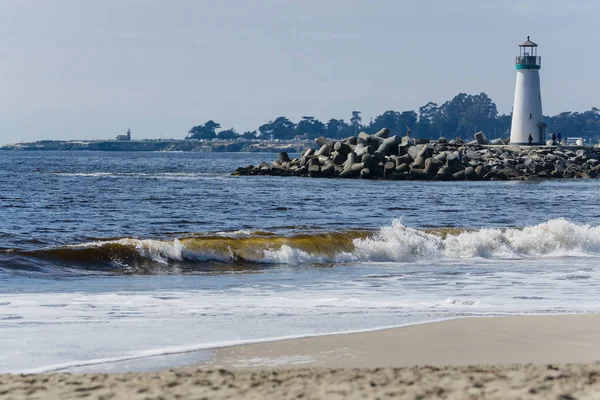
left=3, top=219, right=600, bottom=273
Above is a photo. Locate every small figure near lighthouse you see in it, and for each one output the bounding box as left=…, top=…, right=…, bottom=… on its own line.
left=510, top=37, right=546, bottom=145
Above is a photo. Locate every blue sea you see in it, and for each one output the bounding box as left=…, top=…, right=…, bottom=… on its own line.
left=1, top=151, right=600, bottom=373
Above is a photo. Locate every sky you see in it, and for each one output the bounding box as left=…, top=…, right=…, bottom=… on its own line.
left=0, top=0, right=599, bottom=143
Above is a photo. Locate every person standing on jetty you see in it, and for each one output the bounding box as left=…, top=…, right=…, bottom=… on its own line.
left=528, top=133, right=533, bottom=145
left=557, top=132, right=562, bottom=145
left=551, top=133, right=557, bottom=145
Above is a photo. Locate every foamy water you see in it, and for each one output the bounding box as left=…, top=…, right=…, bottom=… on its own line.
left=2, top=239, right=599, bottom=373
left=2, top=152, right=600, bottom=373
left=15, top=218, right=600, bottom=268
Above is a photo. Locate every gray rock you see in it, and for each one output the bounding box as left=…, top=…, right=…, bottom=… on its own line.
left=445, top=151, right=462, bottom=174
left=376, top=136, right=401, bottom=156
left=474, top=131, right=489, bottom=145
left=465, top=166, right=478, bottom=180
left=334, top=142, right=352, bottom=157
left=395, top=163, right=409, bottom=174
left=373, top=128, right=391, bottom=139
left=452, top=170, right=466, bottom=180
left=424, top=158, right=443, bottom=177
left=278, top=152, right=291, bottom=163
left=315, top=144, right=330, bottom=157
left=407, top=145, right=420, bottom=162
left=315, top=137, right=332, bottom=148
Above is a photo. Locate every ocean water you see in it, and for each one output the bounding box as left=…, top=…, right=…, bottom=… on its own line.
left=1, top=151, right=600, bottom=374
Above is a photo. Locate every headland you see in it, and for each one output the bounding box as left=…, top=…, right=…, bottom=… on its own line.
left=0, top=139, right=306, bottom=153
left=235, top=129, right=600, bottom=180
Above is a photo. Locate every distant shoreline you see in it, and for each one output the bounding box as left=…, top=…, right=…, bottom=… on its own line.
left=0, top=139, right=308, bottom=153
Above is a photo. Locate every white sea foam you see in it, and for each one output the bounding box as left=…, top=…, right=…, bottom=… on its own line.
left=443, top=298, right=479, bottom=306
left=58, top=219, right=600, bottom=267
left=353, top=218, right=600, bottom=262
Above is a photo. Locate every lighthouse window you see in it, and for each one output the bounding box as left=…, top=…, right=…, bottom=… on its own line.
left=530, top=113, right=532, bottom=119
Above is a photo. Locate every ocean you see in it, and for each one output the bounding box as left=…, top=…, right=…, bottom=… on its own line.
left=1, top=151, right=600, bottom=374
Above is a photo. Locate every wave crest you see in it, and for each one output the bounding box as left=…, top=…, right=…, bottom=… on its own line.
left=5, top=219, right=600, bottom=272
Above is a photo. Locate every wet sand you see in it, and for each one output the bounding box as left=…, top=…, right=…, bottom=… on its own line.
left=2, top=315, right=600, bottom=399
left=205, top=314, right=600, bottom=368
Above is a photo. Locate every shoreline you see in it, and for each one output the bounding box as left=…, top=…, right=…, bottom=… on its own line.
left=202, top=314, right=600, bottom=369
left=3, top=314, right=600, bottom=399
left=14, top=318, right=455, bottom=375
left=0, top=139, right=307, bottom=153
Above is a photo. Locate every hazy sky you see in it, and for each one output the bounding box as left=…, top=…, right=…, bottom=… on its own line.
left=1, top=0, right=599, bottom=142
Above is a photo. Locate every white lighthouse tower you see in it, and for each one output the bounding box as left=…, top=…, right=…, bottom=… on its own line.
left=510, top=37, right=546, bottom=145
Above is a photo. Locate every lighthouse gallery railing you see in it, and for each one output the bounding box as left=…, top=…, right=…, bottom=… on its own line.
left=515, top=56, right=541, bottom=67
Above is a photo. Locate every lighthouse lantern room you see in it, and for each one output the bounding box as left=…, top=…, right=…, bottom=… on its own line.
left=509, top=37, right=545, bottom=145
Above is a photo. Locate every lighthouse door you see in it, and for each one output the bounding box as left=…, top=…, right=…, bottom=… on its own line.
left=537, top=123, right=546, bottom=144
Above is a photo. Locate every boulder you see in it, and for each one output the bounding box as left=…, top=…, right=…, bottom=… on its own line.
left=410, top=167, right=429, bottom=179
left=315, top=137, right=332, bottom=148
left=407, top=145, right=420, bottom=162
left=465, top=166, right=478, bottom=180
left=334, top=141, right=352, bottom=157
left=344, top=136, right=357, bottom=146
left=376, top=136, right=401, bottom=156
left=315, top=144, right=330, bottom=157
left=395, top=163, right=409, bottom=174
left=474, top=131, right=489, bottom=145
left=355, top=143, right=374, bottom=158
left=331, top=151, right=346, bottom=166
left=445, top=151, right=463, bottom=174
left=452, top=170, right=466, bottom=180
left=413, top=144, right=434, bottom=168
left=278, top=152, right=291, bottom=163
left=373, top=128, right=391, bottom=139
left=424, top=158, right=443, bottom=177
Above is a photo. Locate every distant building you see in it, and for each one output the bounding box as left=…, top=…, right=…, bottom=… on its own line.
left=116, top=129, right=131, bottom=141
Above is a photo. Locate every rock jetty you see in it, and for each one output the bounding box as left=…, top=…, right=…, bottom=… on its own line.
left=234, top=129, right=600, bottom=180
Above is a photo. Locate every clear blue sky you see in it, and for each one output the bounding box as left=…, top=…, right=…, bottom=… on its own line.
left=1, top=0, right=598, bottom=142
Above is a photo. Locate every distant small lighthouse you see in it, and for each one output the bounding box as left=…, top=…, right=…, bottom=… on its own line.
left=510, top=37, right=546, bottom=145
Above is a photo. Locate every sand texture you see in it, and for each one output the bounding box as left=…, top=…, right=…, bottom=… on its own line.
left=3, top=315, right=600, bottom=399
left=1, top=364, right=600, bottom=399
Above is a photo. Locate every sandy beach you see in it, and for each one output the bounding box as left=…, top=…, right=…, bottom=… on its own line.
left=2, top=314, right=600, bottom=399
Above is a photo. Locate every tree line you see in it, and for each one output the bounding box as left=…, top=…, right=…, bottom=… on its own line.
left=186, top=92, right=600, bottom=143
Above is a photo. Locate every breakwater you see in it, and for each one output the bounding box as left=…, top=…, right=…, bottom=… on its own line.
left=234, top=129, right=600, bottom=180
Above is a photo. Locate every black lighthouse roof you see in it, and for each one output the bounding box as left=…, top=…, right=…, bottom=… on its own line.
left=519, top=36, right=538, bottom=47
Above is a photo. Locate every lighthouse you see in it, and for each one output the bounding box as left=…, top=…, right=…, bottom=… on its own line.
left=510, top=37, right=546, bottom=145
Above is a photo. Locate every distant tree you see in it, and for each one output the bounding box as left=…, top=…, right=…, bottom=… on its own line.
left=326, top=119, right=352, bottom=139
left=417, top=102, right=439, bottom=137
left=459, top=92, right=498, bottom=136
left=546, top=108, right=600, bottom=143
left=350, top=111, right=362, bottom=134
left=366, top=111, right=399, bottom=135
left=241, top=130, right=258, bottom=139
left=217, top=128, right=239, bottom=140
left=182, top=94, right=599, bottom=144
left=259, top=117, right=296, bottom=140
left=186, top=120, right=221, bottom=140
left=295, top=116, right=325, bottom=139
left=366, top=110, right=418, bottom=137
left=493, top=114, right=512, bottom=139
